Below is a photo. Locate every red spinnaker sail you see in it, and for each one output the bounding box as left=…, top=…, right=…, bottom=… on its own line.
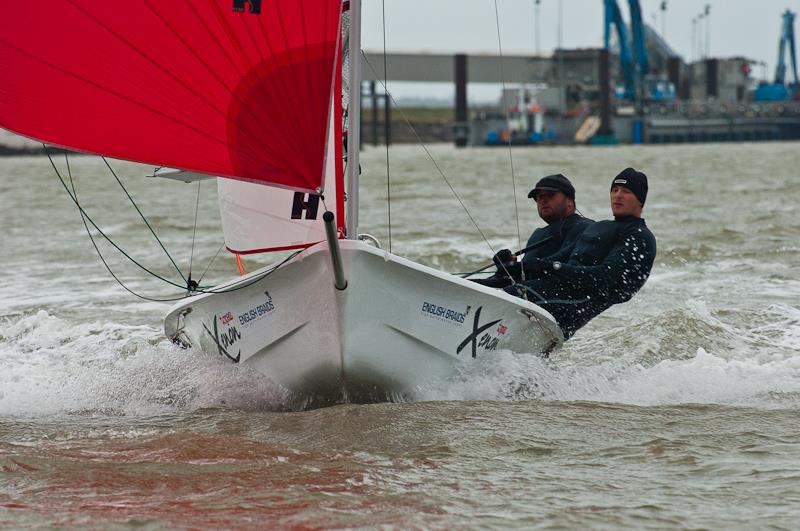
left=0, top=0, right=342, bottom=193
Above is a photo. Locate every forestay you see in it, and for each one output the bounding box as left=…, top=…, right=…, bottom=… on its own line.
left=0, top=0, right=343, bottom=193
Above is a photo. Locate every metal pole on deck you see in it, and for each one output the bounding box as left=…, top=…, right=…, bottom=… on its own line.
left=323, top=212, right=347, bottom=290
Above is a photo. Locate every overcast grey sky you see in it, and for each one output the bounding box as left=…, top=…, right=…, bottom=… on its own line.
left=360, top=0, right=799, bottom=101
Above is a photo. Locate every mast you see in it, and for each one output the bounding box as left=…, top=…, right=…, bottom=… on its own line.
left=345, top=0, right=362, bottom=239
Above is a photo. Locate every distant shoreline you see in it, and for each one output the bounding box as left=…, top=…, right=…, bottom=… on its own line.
left=0, top=144, right=76, bottom=157
left=0, top=130, right=48, bottom=156
left=0, top=145, right=49, bottom=156
left=1, top=108, right=456, bottom=154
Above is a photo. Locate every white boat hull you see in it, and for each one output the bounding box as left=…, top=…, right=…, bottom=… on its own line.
left=164, top=240, right=563, bottom=404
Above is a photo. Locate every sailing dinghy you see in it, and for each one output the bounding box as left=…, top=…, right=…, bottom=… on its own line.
left=0, top=0, right=563, bottom=403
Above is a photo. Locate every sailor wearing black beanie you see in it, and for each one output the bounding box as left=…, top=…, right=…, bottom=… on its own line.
left=611, top=167, right=648, bottom=206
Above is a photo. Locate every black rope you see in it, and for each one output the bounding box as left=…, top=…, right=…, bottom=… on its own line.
left=49, top=147, right=300, bottom=300
left=381, top=0, right=392, bottom=252
left=47, top=148, right=188, bottom=292
left=101, top=157, right=187, bottom=283
left=360, top=53, right=525, bottom=286
left=55, top=150, right=187, bottom=302
left=197, top=241, right=226, bottom=285
left=457, top=236, right=555, bottom=278
left=512, top=284, right=591, bottom=306
left=360, top=53, right=499, bottom=259
left=188, top=179, right=202, bottom=291
left=183, top=249, right=303, bottom=296
left=493, top=0, right=523, bottom=252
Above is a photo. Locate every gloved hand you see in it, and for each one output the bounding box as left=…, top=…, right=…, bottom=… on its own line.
left=492, top=248, right=516, bottom=268
left=497, top=261, right=522, bottom=282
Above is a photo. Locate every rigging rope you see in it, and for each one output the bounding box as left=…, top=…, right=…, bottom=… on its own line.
left=381, top=0, right=392, bottom=252
left=198, top=242, right=227, bottom=282
left=359, top=55, right=523, bottom=285
left=48, top=147, right=295, bottom=300
left=493, top=0, right=523, bottom=252
left=101, top=157, right=187, bottom=283
left=188, top=179, right=202, bottom=288
left=55, top=150, right=188, bottom=302
left=360, top=53, right=500, bottom=259
left=48, top=149, right=186, bottom=290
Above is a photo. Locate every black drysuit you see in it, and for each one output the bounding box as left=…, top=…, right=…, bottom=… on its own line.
left=506, top=216, right=656, bottom=339
left=520, top=213, right=596, bottom=262
left=474, top=213, right=593, bottom=288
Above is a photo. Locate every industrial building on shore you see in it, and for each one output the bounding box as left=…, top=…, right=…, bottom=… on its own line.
left=358, top=4, right=800, bottom=146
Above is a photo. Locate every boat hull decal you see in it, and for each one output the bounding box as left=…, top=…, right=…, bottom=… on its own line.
left=456, top=306, right=502, bottom=358
left=202, top=316, right=242, bottom=363
left=164, top=240, right=563, bottom=401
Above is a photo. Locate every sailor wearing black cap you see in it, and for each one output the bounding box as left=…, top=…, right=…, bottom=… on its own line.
left=522, top=174, right=594, bottom=261
left=475, top=174, right=593, bottom=288
left=505, top=167, right=657, bottom=339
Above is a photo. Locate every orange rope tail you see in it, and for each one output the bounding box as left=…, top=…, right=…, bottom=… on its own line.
left=235, top=254, right=247, bottom=276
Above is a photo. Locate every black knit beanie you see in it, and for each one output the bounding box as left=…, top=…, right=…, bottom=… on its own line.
left=611, top=167, right=648, bottom=205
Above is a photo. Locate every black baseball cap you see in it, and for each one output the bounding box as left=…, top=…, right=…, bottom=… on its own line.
left=528, top=173, right=576, bottom=200
left=611, top=167, right=648, bottom=205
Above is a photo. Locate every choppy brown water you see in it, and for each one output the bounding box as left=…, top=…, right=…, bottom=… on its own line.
left=1, top=142, right=799, bottom=528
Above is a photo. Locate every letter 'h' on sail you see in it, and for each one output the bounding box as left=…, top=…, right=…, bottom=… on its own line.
left=0, top=0, right=343, bottom=196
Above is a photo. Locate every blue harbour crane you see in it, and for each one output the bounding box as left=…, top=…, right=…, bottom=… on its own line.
left=626, top=0, right=649, bottom=94
left=754, top=9, right=798, bottom=102
left=604, top=0, right=636, bottom=100
left=603, top=0, right=650, bottom=142
left=603, top=0, right=652, bottom=101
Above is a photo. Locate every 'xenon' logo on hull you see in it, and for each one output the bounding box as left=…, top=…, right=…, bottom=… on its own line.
left=203, top=316, right=241, bottom=363
left=456, top=306, right=502, bottom=358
